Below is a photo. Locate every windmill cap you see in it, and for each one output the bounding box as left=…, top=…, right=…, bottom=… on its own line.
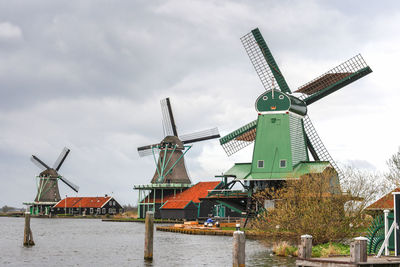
left=255, top=90, right=307, bottom=116
left=161, top=136, right=184, bottom=149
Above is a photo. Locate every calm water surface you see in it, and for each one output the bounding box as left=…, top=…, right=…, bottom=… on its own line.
left=0, top=217, right=295, bottom=267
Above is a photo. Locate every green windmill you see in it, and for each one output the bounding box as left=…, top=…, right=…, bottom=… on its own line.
left=220, top=28, right=372, bottom=193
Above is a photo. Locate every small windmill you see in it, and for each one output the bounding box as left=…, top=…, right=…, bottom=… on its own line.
left=137, top=97, right=220, bottom=184
left=135, top=97, right=220, bottom=218
left=31, top=147, right=79, bottom=203
left=220, top=28, right=372, bottom=190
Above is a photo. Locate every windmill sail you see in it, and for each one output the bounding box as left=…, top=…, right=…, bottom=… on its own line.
left=180, top=127, right=220, bottom=144
left=53, top=147, right=70, bottom=171
left=241, top=28, right=291, bottom=93
left=59, top=176, right=79, bottom=193
left=303, top=115, right=344, bottom=180
left=137, top=143, right=160, bottom=157
left=31, top=155, right=50, bottom=170
left=138, top=97, right=220, bottom=158
left=161, top=98, right=178, bottom=136
left=296, top=54, right=372, bottom=105
left=220, top=120, right=257, bottom=156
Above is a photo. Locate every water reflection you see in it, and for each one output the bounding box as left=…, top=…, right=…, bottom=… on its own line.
left=0, top=217, right=295, bottom=266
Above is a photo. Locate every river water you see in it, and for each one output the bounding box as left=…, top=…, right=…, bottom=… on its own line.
left=0, top=217, right=296, bottom=266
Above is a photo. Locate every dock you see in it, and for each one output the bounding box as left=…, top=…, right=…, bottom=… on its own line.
left=296, top=256, right=400, bottom=266
left=156, top=221, right=297, bottom=239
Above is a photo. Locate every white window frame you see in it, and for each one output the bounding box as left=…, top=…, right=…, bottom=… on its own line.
left=279, top=159, right=287, bottom=168
left=257, top=160, right=264, bottom=168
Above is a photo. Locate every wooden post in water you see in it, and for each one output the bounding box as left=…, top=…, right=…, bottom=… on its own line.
left=232, top=230, right=245, bottom=267
left=298, top=234, right=312, bottom=259
left=144, top=211, right=154, bottom=260
left=350, top=237, right=367, bottom=263
left=23, top=211, right=35, bottom=247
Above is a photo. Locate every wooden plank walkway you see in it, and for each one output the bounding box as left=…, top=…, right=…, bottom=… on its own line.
left=296, top=256, right=400, bottom=266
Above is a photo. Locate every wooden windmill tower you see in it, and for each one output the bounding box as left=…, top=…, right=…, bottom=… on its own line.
left=134, top=97, right=220, bottom=218
left=25, top=147, right=79, bottom=215
left=214, top=28, right=372, bottom=218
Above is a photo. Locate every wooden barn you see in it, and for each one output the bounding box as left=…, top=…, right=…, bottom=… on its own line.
left=52, top=196, right=123, bottom=216
left=159, top=181, right=241, bottom=220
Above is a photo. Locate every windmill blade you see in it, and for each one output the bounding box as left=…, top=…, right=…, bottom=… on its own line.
left=295, top=54, right=372, bottom=105
left=303, top=115, right=344, bottom=180
left=180, top=127, right=220, bottom=144
left=53, top=147, right=70, bottom=171
left=220, top=120, right=257, bottom=156
left=59, top=176, right=79, bottom=193
left=160, top=98, right=178, bottom=137
left=137, top=143, right=160, bottom=157
left=240, top=28, right=291, bottom=93
left=31, top=155, right=50, bottom=171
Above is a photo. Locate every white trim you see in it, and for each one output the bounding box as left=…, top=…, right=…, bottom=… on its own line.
left=100, top=196, right=112, bottom=208
left=257, top=110, right=288, bottom=115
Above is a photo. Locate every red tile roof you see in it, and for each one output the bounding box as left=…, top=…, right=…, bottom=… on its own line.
left=54, top=197, right=112, bottom=208
left=161, top=181, right=221, bottom=210
left=367, top=188, right=400, bottom=210
left=162, top=200, right=193, bottom=209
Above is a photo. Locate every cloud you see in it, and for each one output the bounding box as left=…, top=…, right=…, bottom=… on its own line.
left=1, top=0, right=400, bottom=208
left=0, top=22, right=23, bottom=41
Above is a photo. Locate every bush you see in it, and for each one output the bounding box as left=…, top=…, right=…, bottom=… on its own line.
left=252, top=168, right=382, bottom=244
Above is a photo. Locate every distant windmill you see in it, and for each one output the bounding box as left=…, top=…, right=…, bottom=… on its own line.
left=137, top=97, right=220, bottom=184
left=31, top=147, right=79, bottom=203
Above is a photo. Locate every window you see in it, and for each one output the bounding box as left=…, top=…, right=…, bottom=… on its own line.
left=108, top=208, right=112, bottom=214
left=97, top=208, right=101, bottom=214
left=257, top=160, right=264, bottom=168
left=90, top=208, right=93, bottom=214
left=102, top=208, right=106, bottom=214
left=280, top=160, right=287, bottom=168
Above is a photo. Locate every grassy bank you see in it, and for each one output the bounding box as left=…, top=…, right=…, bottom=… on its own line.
left=273, top=242, right=350, bottom=258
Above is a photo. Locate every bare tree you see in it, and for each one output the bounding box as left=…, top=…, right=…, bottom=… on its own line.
left=386, top=148, right=400, bottom=187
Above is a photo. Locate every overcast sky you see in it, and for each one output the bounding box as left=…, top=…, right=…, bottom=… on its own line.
left=1, top=0, right=400, bottom=208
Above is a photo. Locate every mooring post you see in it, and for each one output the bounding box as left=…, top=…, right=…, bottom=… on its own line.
left=232, top=230, right=245, bottom=267
left=350, top=237, right=367, bottom=263
left=298, top=234, right=312, bottom=259
left=23, top=211, right=35, bottom=247
left=384, top=209, right=390, bottom=256
left=144, top=211, right=154, bottom=260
